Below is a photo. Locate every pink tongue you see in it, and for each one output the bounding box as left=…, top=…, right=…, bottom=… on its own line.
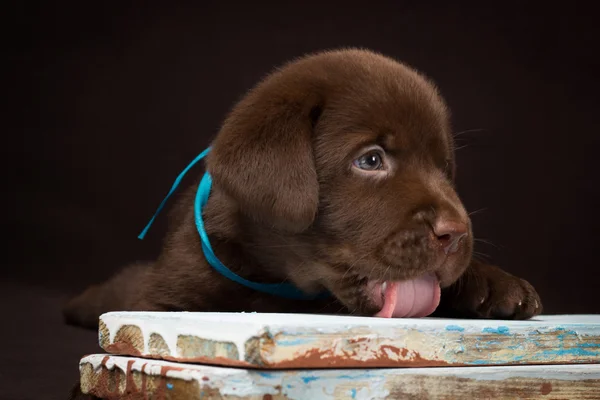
left=371, top=274, right=441, bottom=318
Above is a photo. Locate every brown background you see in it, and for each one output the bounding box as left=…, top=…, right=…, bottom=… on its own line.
left=5, top=2, right=599, bottom=399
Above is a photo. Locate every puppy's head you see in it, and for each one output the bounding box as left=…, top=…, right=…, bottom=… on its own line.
left=207, top=49, right=472, bottom=317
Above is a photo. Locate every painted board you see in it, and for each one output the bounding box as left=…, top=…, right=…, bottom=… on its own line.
left=99, top=312, right=600, bottom=369
left=80, top=354, right=600, bottom=400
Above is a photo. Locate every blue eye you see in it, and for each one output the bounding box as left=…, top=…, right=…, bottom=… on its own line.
left=354, top=151, right=383, bottom=170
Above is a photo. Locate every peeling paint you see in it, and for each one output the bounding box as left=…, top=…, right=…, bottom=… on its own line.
left=99, top=312, right=600, bottom=369
left=80, top=354, right=600, bottom=400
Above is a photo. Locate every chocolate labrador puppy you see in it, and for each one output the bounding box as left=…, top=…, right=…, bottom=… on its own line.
left=64, top=48, right=541, bottom=329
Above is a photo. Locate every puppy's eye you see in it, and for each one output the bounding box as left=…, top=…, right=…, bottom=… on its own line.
left=354, top=151, right=384, bottom=171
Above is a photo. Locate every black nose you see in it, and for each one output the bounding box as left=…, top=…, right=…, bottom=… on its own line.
left=433, top=220, right=468, bottom=254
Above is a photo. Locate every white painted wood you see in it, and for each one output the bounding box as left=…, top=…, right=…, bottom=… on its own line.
left=99, top=312, right=600, bottom=368
left=79, top=354, right=600, bottom=399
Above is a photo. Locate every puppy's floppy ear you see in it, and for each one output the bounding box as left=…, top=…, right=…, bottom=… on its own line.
left=207, top=87, right=322, bottom=233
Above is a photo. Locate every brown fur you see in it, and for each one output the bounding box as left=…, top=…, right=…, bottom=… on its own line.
left=63, top=48, right=541, bottom=329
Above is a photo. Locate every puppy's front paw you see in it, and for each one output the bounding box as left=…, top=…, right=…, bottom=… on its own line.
left=440, top=261, right=542, bottom=320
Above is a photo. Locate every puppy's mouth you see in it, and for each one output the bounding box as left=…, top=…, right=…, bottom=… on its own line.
left=366, top=274, right=441, bottom=318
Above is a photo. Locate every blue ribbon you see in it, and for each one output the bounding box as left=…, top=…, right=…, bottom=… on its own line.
left=139, top=147, right=329, bottom=300
left=138, top=147, right=212, bottom=240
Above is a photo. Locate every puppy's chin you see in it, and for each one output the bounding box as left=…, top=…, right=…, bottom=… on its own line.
left=315, top=231, right=472, bottom=318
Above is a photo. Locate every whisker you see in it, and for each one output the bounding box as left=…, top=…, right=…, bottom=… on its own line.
left=316, top=298, right=340, bottom=313
left=473, top=251, right=492, bottom=260
left=455, top=275, right=464, bottom=297
left=340, top=251, right=372, bottom=281
left=474, top=238, right=501, bottom=249
left=468, top=208, right=488, bottom=217
left=453, top=128, right=488, bottom=138
left=430, top=205, right=437, bottom=217
left=366, top=263, right=378, bottom=286
left=383, top=265, right=392, bottom=283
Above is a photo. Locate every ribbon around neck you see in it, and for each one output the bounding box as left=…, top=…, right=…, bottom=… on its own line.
left=138, top=147, right=330, bottom=300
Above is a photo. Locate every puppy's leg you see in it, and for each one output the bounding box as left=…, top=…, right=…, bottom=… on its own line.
left=434, top=259, right=542, bottom=319
left=63, top=262, right=159, bottom=329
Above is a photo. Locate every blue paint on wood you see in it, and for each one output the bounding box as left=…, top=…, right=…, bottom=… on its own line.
left=302, top=376, right=319, bottom=384
left=469, top=359, right=491, bottom=365
left=454, top=345, right=465, bottom=354
left=445, top=325, right=465, bottom=332
left=540, top=348, right=598, bottom=357
left=167, top=383, right=173, bottom=390
left=276, top=337, right=313, bottom=346
left=350, top=388, right=357, bottom=398
left=580, top=343, right=600, bottom=348
left=482, top=326, right=510, bottom=335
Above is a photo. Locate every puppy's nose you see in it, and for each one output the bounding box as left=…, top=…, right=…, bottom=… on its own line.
left=433, top=220, right=468, bottom=254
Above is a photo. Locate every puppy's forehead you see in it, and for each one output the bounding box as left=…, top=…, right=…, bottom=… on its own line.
left=320, top=63, right=451, bottom=157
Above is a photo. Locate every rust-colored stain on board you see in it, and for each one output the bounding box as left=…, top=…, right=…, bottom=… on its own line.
left=263, top=345, right=451, bottom=369
left=81, top=361, right=210, bottom=400
left=104, top=325, right=145, bottom=357
left=81, top=357, right=600, bottom=400
left=163, top=354, right=254, bottom=368
left=105, top=342, right=143, bottom=357
left=247, top=331, right=451, bottom=368
left=540, top=382, right=553, bottom=395
left=99, top=315, right=600, bottom=371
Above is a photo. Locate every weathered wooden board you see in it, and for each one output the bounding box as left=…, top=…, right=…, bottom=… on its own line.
left=80, top=354, right=600, bottom=400
left=99, top=312, right=600, bottom=369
